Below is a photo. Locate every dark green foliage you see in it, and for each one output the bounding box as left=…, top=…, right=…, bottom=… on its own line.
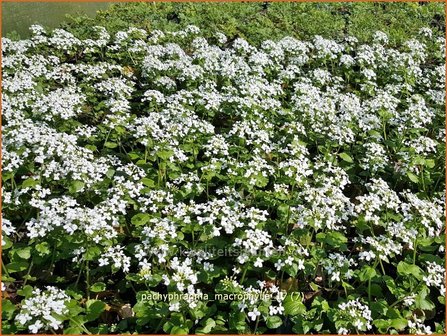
left=59, top=2, right=444, bottom=46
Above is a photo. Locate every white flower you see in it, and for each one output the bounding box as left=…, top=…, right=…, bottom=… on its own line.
left=359, top=251, right=376, bottom=262
left=338, top=327, right=349, bottom=335
left=331, top=271, right=341, bottom=282
left=254, top=258, right=264, bottom=268
left=29, top=320, right=44, bottom=334
left=247, top=308, right=261, bottom=321
left=169, top=302, right=180, bottom=312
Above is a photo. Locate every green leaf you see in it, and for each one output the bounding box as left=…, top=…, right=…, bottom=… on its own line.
left=390, top=318, right=408, bottom=330
left=2, top=237, right=12, bottom=250
left=255, top=174, right=269, bottom=187
left=196, top=318, right=216, bottom=333
left=324, top=231, right=347, bottom=247
left=414, top=287, right=435, bottom=311
left=90, top=282, right=106, bottom=293
left=104, top=141, right=118, bottom=148
left=141, top=178, right=155, bottom=188
left=407, top=172, right=419, bottom=183
left=163, top=321, right=174, bottom=333
left=425, top=159, right=435, bottom=169
left=229, top=311, right=247, bottom=332
left=284, top=263, right=298, bottom=277
left=339, top=152, right=353, bottom=163
left=21, top=178, right=39, bottom=188
left=277, top=204, right=289, bottom=219
left=6, top=261, right=29, bottom=273
left=15, top=247, right=32, bottom=260
left=415, top=297, right=435, bottom=311
left=374, top=319, right=390, bottom=330
left=266, top=315, right=283, bottom=329
left=131, top=213, right=150, bottom=226
left=35, top=242, right=51, bottom=256
left=315, top=232, right=326, bottom=242
left=64, top=326, right=83, bottom=334
left=396, top=261, right=423, bottom=280
left=69, top=180, right=85, bottom=193
left=2, top=299, right=17, bottom=320
left=317, top=231, right=347, bottom=247
left=170, top=326, right=189, bottom=335
left=370, top=300, right=388, bottom=316
left=85, top=300, right=106, bottom=322
left=85, top=144, right=97, bottom=152
left=283, top=293, right=306, bottom=316
left=85, top=246, right=101, bottom=261
left=386, top=307, right=402, bottom=319
left=312, top=297, right=330, bottom=313
left=70, top=315, right=87, bottom=327
left=383, top=276, right=398, bottom=295
left=17, top=285, right=34, bottom=297
left=157, top=150, right=174, bottom=160
left=106, top=168, right=115, bottom=178
left=358, top=266, right=377, bottom=282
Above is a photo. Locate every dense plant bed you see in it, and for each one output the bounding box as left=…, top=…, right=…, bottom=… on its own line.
left=1, top=25, right=445, bottom=334
left=61, top=2, right=445, bottom=47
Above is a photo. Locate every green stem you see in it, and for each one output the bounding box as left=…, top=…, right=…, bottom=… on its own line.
left=379, top=259, right=386, bottom=275
left=206, top=180, right=209, bottom=200
left=285, top=181, right=296, bottom=235
left=75, top=260, right=85, bottom=288
left=2, top=260, right=11, bottom=278
left=154, top=318, right=166, bottom=333
left=240, top=267, right=248, bottom=284
left=49, top=245, right=57, bottom=273
left=86, top=261, right=90, bottom=300
left=23, top=259, right=34, bottom=286
left=191, top=230, right=196, bottom=248
left=253, top=315, right=260, bottom=334
left=368, top=259, right=379, bottom=304
left=69, top=317, right=92, bottom=335
left=102, top=129, right=112, bottom=150
left=420, top=168, right=426, bottom=192
left=389, top=297, right=405, bottom=309
left=413, top=240, right=418, bottom=265
left=10, top=174, right=16, bottom=191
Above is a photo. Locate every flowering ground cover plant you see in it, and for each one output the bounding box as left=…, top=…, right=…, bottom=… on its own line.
left=1, top=24, right=446, bottom=335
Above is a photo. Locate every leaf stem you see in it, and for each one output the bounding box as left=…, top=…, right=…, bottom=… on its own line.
left=253, top=315, right=260, bottom=334
left=86, top=260, right=90, bottom=300
left=241, top=267, right=248, bottom=284
left=23, top=259, right=34, bottom=286
left=69, top=317, right=92, bottom=335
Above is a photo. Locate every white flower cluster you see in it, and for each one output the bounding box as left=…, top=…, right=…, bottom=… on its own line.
left=16, top=287, right=69, bottom=333
left=423, top=261, right=446, bottom=296
left=98, top=245, right=131, bottom=272
left=1, top=217, right=15, bottom=246
left=2, top=23, right=444, bottom=334
left=337, top=298, right=373, bottom=333
left=408, top=317, right=433, bottom=335
left=235, top=280, right=286, bottom=319
left=322, top=252, right=356, bottom=282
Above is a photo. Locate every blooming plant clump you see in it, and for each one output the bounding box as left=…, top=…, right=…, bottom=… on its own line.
left=1, top=24, right=445, bottom=334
